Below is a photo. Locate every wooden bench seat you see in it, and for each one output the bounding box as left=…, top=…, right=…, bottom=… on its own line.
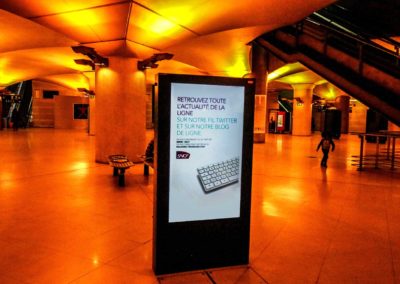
left=108, top=155, right=134, bottom=186
left=143, top=160, right=154, bottom=176
left=138, top=155, right=154, bottom=176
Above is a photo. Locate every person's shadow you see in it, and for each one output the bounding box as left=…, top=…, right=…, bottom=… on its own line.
left=319, top=167, right=330, bottom=202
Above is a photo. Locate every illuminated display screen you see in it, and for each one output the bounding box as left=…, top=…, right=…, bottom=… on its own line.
left=168, top=83, right=245, bottom=223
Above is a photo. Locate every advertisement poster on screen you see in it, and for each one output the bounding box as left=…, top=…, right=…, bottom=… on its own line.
left=169, top=83, right=245, bottom=223
left=276, top=111, right=285, bottom=132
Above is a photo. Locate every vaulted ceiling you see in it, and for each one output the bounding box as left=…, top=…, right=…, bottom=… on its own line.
left=0, top=0, right=335, bottom=89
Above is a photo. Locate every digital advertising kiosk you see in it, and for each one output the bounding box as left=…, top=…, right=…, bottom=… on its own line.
left=153, top=74, right=255, bottom=275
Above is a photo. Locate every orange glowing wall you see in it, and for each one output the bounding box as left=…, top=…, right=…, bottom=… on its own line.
left=54, top=96, right=89, bottom=130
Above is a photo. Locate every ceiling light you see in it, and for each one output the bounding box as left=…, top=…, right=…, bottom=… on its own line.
left=72, top=45, right=109, bottom=68
left=77, top=88, right=95, bottom=97
left=138, top=53, right=174, bottom=71
left=74, top=59, right=95, bottom=70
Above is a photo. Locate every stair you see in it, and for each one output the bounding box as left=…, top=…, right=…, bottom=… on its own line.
left=258, top=18, right=400, bottom=125
left=6, top=80, right=33, bottom=128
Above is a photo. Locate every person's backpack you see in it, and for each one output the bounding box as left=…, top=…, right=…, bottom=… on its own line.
left=322, top=139, right=330, bottom=150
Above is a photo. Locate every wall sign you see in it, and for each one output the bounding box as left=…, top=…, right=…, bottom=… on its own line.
left=73, top=104, right=89, bottom=120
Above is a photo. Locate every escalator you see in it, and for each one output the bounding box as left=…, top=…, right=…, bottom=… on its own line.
left=5, top=80, right=33, bottom=128
left=257, top=0, right=400, bottom=125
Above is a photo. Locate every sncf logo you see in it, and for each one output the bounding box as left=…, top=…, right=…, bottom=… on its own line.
left=176, top=151, right=190, bottom=159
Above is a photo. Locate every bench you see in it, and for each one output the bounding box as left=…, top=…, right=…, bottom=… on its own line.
left=108, top=155, right=134, bottom=186
left=138, top=155, right=154, bottom=176
left=143, top=159, right=154, bottom=176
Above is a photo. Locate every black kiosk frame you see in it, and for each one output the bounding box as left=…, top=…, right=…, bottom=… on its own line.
left=153, top=74, right=255, bottom=275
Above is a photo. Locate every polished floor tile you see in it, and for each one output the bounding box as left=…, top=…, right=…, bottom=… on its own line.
left=1, top=129, right=400, bottom=283
left=208, top=267, right=267, bottom=284
left=0, top=274, right=26, bottom=284
left=70, top=264, right=158, bottom=284
left=158, top=272, right=211, bottom=284
left=107, top=241, right=154, bottom=276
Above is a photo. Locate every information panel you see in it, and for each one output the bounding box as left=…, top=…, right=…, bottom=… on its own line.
left=169, top=83, right=245, bottom=223
left=153, top=74, right=255, bottom=275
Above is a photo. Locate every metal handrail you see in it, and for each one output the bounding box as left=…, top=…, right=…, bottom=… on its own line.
left=353, top=133, right=399, bottom=171
left=301, top=16, right=400, bottom=61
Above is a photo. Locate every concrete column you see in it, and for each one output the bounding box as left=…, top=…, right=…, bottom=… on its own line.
left=95, top=57, right=146, bottom=163
left=292, top=83, right=314, bottom=136
left=0, top=97, right=2, bottom=130
left=89, top=96, right=95, bottom=136
left=88, top=73, right=96, bottom=136
left=251, top=43, right=268, bottom=143
left=335, top=95, right=350, bottom=133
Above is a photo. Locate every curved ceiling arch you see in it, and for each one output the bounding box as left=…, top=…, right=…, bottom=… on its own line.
left=0, top=0, right=336, bottom=87
left=133, top=0, right=336, bottom=36
left=36, top=73, right=91, bottom=91
left=0, top=47, right=92, bottom=87
left=0, top=9, right=76, bottom=54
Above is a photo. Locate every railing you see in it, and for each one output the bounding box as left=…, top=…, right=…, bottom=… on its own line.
left=260, top=11, right=400, bottom=125
left=351, top=132, right=400, bottom=171
left=309, top=14, right=399, bottom=59
left=288, top=15, right=400, bottom=77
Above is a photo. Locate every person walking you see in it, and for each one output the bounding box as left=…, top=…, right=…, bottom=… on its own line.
left=11, top=108, right=20, bottom=131
left=269, top=117, right=276, bottom=133
left=316, top=132, right=335, bottom=168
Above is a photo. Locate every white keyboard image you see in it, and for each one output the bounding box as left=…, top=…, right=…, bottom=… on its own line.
left=197, top=157, right=240, bottom=193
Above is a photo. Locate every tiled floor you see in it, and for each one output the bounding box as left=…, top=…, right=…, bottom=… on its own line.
left=0, top=128, right=399, bottom=283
